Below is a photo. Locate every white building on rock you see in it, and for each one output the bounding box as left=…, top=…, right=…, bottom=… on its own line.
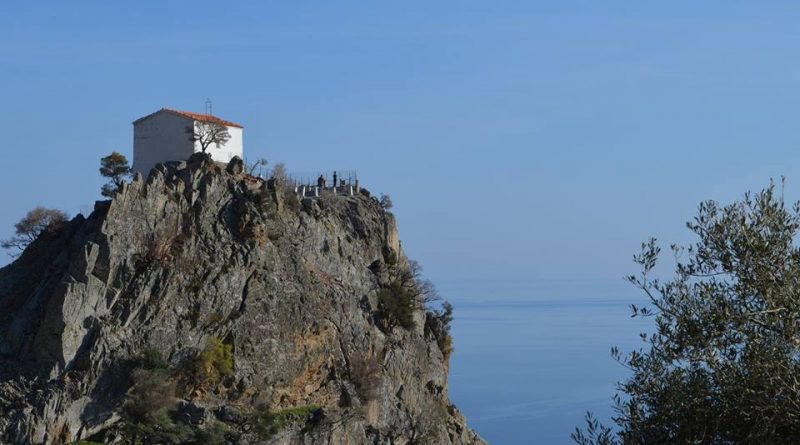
left=132, top=108, right=244, bottom=175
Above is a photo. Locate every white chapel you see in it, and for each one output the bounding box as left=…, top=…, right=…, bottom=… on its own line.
left=132, top=108, right=244, bottom=175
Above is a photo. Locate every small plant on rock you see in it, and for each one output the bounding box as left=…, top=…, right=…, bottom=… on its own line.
left=192, top=336, right=234, bottom=388
left=137, top=348, right=169, bottom=371
left=252, top=405, right=321, bottom=440
left=426, top=302, right=455, bottom=361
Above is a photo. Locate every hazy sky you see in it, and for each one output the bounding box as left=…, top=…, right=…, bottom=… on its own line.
left=2, top=1, right=800, bottom=283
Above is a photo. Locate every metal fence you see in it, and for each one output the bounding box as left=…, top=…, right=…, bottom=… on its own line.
left=287, top=170, right=358, bottom=188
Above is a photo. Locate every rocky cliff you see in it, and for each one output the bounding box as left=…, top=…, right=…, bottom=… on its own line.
left=0, top=155, right=486, bottom=445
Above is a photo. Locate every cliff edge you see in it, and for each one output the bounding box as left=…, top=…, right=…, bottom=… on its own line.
left=0, top=155, right=486, bottom=445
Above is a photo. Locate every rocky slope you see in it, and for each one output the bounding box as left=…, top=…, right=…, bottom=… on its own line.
left=0, top=154, right=487, bottom=445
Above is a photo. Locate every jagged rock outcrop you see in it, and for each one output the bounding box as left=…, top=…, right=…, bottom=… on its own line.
left=0, top=155, right=486, bottom=445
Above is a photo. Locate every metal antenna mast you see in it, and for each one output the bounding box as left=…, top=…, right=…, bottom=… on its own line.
left=205, top=98, right=213, bottom=115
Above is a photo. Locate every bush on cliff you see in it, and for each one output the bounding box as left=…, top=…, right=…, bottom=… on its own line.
left=137, top=347, right=169, bottom=371
left=191, top=336, right=234, bottom=388
left=574, top=183, right=800, bottom=445
left=122, top=368, right=191, bottom=444
left=377, top=281, right=416, bottom=330
left=426, top=302, right=455, bottom=361
left=252, top=405, right=321, bottom=439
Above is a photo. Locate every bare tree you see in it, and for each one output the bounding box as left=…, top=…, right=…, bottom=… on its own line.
left=1, top=207, right=68, bottom=255
left=400, top=259, right=440, bottom=305
left=99, top=151, right=131, bottom=197
left=270, top=162, right=287, bottom=182
left=349, top=354, right=382, bottom=402
left=247, top=158, right=269, bottom=176
left=186, top=121, right=231, bottom=153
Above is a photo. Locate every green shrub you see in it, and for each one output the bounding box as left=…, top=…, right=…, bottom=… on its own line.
left=137, top=348, right=168, bottom=370
left=253, top=405, right=321, bottom=439
left=190, top=422, right=228, bottom=445
left=377, top=282, right=415, bottom=330
left=194, top=336, right=234, bottom=386
left=426, top=302, right=455, bottom=361
left=440, top=334, right=454, bottom=362
left=122, top=414, right=192, bottom=445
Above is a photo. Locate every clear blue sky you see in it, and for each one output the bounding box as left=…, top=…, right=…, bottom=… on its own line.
left=2, top=1, right=800, bottom=282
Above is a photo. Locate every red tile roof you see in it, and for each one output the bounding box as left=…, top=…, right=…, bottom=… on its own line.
left=133, top=108, right=244, bottom=128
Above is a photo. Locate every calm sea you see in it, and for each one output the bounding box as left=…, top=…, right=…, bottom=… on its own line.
left=441, top=279, right=651, bottom=445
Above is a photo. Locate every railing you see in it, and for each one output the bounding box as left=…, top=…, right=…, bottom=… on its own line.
left=294, top=183, right=361, bottom=198
left=284, top=170, right=360, bottom=198
left=287, top=170, right=358, bottom=188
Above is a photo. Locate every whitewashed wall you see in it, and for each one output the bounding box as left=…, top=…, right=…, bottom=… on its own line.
left=196, top=124, right=243, bottom=164
left=133, top=110, right=245, bottom=176
left=132, top=112, right=195, bottom=175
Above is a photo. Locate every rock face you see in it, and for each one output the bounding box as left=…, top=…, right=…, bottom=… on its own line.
left=0, top=155, right=487, bottom=445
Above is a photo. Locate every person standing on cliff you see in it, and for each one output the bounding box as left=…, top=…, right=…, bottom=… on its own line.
left=317, top=174, right=326, bottom=188
left=333, top=171, right=338, bottom=188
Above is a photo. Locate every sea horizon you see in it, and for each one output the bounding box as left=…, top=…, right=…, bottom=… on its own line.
left=442, top=278, right=650, bottom=444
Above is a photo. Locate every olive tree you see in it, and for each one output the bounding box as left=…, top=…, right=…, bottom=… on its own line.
left=574, top=183, right=800, bottom=444
left=1, top=207, right=68, bottom=255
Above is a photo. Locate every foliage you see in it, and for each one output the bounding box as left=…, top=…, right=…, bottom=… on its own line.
left=99, top=151, right=131, bottom=197
left=1, top=207, right=68, bottom=255
left=189, top=422, right=228, bottom=445
left=572, top=413, right=615, bottom=445
left=252, top=405, right=321, bottom=439
left=193, top=336, right=234, bottom=387
left=379, top=193, right=393, bottom=210
left=439, top=333, right=454, bottom=362
left=574, top=183, right=800, bottom=444
left=121, top=368, right=192, bottom=444
left=121, top=362, right=230, bottom=444
left=137, top=348, right=169, bottom=371
left=377, top=281, right=416, bottom=330
left=378, top=260, right=447, bottom=332
left=186, top=121, right=231, bottom=153
left=426, top=302, right=454, bottom=361
left=121, top=414, right=192, bottom=445
left=123, top=368, right=176, bottom=424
